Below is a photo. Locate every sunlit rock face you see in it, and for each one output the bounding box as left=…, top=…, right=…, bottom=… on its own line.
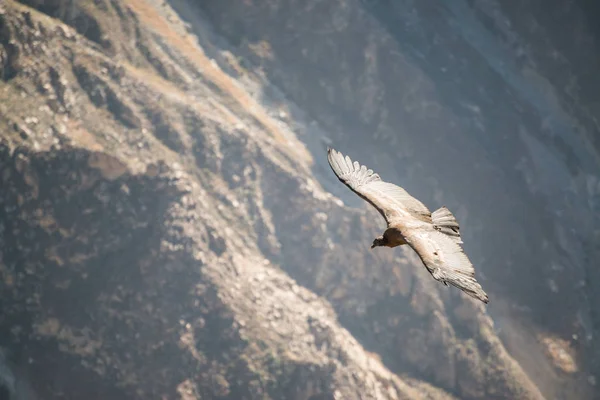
left=0, top=0, right=598, bottom=399
left=184, top=0, right=600, bottom=397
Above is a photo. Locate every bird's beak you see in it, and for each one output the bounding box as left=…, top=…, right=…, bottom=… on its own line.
left=370, top=244, right=375, bottom=249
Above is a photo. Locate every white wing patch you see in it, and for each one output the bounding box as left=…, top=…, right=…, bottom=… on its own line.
left=327, top=148, right=431, bottom=223
left=366, top=181, right=431, bottom=220
left=405, top=229, right=488, bottom=303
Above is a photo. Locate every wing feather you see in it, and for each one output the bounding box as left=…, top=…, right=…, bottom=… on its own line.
left=404, top=228, right=489, bottom=303
left=327, top=148, right=431, bottom=224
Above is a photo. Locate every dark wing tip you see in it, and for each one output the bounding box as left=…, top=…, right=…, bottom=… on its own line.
left=327, top=147, right=337, bottom=160
left=465, top=282, right=490, bottom=304
left=472, top=288, right=489, bottom=304
left=326, top=147, right=343, bottom=177
left=326, top=147, right=334, bottom=162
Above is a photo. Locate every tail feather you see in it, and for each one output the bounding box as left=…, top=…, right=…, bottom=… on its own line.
left=432, top=206, right=462, bottom=244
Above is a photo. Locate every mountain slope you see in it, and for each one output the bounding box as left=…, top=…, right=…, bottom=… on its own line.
left=0, top=0, right=563, bottom=399
left=190, top=0, right=600, bottom=398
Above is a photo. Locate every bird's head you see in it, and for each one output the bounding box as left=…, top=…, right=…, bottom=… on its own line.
left=371, top=235, right=386, bottom=249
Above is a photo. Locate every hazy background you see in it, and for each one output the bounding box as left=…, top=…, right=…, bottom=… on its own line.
left=193, top=0, right=600, bottom=378
left=0, top=0, right=599, bottom=398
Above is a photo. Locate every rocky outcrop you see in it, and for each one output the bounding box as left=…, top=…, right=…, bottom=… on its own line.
left=186, top=0, right=600, bottom=398
left=0, top=0, right=594, bottom=399
left=0, top=142, right=461, bottom=399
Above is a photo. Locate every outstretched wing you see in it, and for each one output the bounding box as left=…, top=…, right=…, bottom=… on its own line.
left=327, top=148, right=431, bottom=225
left=403, top=227, right=489, bottom=303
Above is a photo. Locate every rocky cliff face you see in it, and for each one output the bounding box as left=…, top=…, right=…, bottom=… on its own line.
left=184, top=0, right=600, bottom=398
left=0, top=0, right=596, bottom=399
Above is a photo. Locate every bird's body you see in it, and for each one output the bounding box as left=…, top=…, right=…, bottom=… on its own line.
left=327, top=147, right=489, bottom=304
left=379, top=227, right=408, bottom=248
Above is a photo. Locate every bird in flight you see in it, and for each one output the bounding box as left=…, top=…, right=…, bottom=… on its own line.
left=327, top=148, right=489, bottom=304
